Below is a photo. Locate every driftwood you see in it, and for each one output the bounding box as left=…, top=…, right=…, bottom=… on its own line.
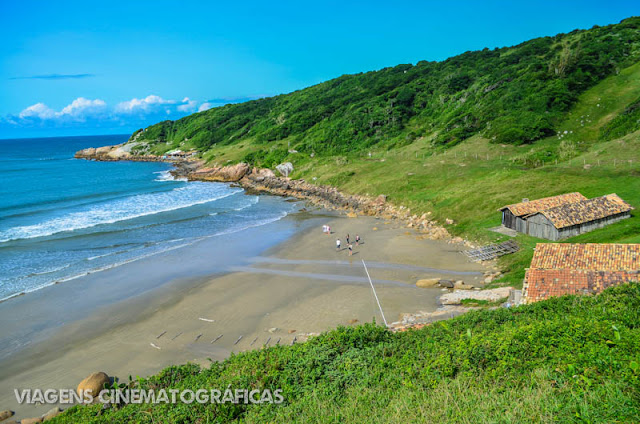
left=194, top=334, right=202, bottom=342
left=150, top=343, right=161, bottom=350
left=210, top=334, right=223, bottom=344
left=250, top=337, right=258, bottom=346
left=234, top=335, right=243, bottom=345
left=156, top=331, right=166, bottom=339
left=171, top=332, right=183, bottom=341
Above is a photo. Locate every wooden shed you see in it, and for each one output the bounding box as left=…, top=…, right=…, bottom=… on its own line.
left=523, top=243, right=640, bottom=303
left=498, top=192, right=587, bottom=232
left=523, top=194, right=633, bottom=240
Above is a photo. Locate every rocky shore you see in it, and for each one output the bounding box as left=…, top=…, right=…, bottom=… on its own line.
left=76, top=145, right=472, bottom=246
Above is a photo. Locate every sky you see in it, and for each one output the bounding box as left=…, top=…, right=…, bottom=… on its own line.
left=0, top=0, right=638, bottom=139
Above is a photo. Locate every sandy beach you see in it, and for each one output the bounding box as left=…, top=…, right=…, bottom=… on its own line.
left=0, top=209, right=486, bottom=419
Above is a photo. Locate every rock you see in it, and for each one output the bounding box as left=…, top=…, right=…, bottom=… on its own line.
left=454, top=280, right=474, bottom=290
left=374, top=194, right=387, bottom=205
left=440, top=287, right=513, bottom=305
left=484, top=277, right=493, bottom=284
left=20, top=418, right=43, bottom=424
left=191, top=163, right=250, bottom=182
left=416, top=278, right=440, bottom=288
left=77, top=372, right=110, bottom=398
left=247, top=167, right=275, bottom=182
left=347, top=212, right=357, bottom=218
left=267, top=327, right=279, bottom=334
left=275, top=162, right=294, bottom=177
left=438, top=279, right=454, bottom=289
left=347, top=319, right=359, bottom=324
left=445, top=218, right=454, bottom=225
left=42, top=407, right=62, bottom=421
left=288, top=329, right=296, bottom=334
left=0, top=411, right=14, bottom=421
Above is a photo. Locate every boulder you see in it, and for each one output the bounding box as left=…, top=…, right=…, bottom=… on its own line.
left=248, top=167, right=275, bottom=182
left=275, top=162, right=294, bottom=177
left=106, top=146, right=131, bottom=159
left=454, top=280, right=474, bottom=290
left=20, top=418, right=42, bottom=424
left=192, top=163, right=250, bottom=182
left=416, top=278, right=440, bottom=288
left=77, top=372, right=110, bottom=398
left=42, top=407, right=62, bottom=422
left=438, top=279, right=454, bottom=289
left=374, top=194, right=387, bottom=205
left=445, top=218, right=454, bottom=225
left=0, top=411, right=14, bottom=421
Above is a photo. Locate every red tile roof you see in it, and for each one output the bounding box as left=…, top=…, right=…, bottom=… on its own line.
left=499, top=192, right=586, bottom=217
left=523, top=243, right=640, bottom=303
left=530, top=194, right=633, bottom=229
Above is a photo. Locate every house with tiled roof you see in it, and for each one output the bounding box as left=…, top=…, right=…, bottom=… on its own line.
left=523, top=243, right=640, bottom=303
left=498, top=192, right=587, bottom=233
left=523, top=194, right=633, bottom=240
left=498, top=193, right=633, bottom=240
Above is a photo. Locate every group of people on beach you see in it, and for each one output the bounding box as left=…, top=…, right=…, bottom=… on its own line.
left=324, top=225, right=360, bottom=256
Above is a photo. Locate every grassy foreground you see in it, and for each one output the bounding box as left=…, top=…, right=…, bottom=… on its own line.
left=53, top=284, right=640, bottom=423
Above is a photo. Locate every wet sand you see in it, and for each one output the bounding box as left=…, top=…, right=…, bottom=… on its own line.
left=0, top=211, right=485, bottom=419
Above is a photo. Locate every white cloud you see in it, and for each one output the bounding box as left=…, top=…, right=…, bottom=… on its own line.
left=115, top=95, right=175, bottom=114
left=19, top=103, right=56, bottom=119
left=18, top=98, right=106, bottom=122
left=177, top=97, right=198, bottom=112
left=59, top=97, right=106, bottom=118
left=198, top=102, right=214, bottom=112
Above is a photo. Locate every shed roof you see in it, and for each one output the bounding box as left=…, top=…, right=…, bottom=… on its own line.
left=499, top=192, right=586, bottom=217
left=523, top=243, right=640, bottom=303
left=529, top=194, right=633, bottom=229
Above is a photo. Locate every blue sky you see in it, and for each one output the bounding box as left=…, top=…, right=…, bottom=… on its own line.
left=0, top=0, right=638, bottom=139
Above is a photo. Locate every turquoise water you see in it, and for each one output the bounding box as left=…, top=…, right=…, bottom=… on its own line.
left=0, top=135, right=295, bottom=301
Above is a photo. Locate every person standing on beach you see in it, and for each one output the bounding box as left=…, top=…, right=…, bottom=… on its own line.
left=348, top=244, right=353, bottom=256
left=355, top=235, right=360, bottom=246
left=346, top=234, right=350, bottom=244
left=336, top=239, right=341, bottom=251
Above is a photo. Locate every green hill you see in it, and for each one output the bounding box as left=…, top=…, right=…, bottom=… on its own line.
left=132, top=17, right=640, bottom=161
left=53, top=284, right=640, bottom=423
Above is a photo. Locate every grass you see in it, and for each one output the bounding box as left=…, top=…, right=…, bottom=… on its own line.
left=51, top=284, right=640, bottom=423
left=459, top=297, right=509, bottom=308
left=198, top=63, right=640, bottom=288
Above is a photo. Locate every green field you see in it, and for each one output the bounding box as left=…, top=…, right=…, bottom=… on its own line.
left=52, top=284, right=640, bottom=423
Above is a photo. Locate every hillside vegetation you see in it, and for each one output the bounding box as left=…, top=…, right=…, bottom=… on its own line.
left=53, top=284, right=640, bottom=423
left=129, top=17, right=640, bottom=287
left=134, top=17, right=640, bottom=160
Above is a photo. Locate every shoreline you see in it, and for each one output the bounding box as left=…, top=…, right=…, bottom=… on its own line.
left=75, top=144, right=473, bottom=247
left=0, top=210, right=486, bottom=420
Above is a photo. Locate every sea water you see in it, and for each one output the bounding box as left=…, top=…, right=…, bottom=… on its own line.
left=0, top=135, right=295, bottom=301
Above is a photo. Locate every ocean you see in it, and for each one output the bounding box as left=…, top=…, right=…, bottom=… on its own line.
left=0, top=134, right=296, bottom=302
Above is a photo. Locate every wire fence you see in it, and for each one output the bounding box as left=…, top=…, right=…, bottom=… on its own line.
left=354, top=149, right=640, bottom=171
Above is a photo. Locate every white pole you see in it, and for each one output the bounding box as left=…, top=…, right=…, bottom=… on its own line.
left=362, top=259, right=388, bottom=326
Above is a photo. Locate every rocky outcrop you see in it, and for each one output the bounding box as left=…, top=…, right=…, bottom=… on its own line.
left=187, top=163, right=250, bottom=182
left=275, top=162, right=294, bottom=177
left=77, top=371, right=110, bottom=398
